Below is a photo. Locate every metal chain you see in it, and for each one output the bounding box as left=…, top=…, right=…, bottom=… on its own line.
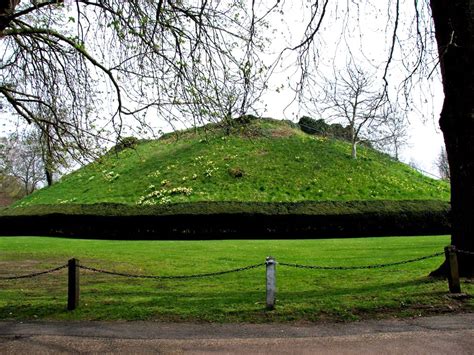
left=278, top=252, right=444, bottom=271
left=457, top=249, right=474, bottom=256
left=1, top=250, right=455, bottom=281
left=0, top=264, right=68, bottom=280
left=78, top=262, right=264, bottom=280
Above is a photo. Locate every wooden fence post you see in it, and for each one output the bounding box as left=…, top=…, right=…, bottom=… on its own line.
left=266, top=256, right=276, bottom=310
left=68, top=258, right=80, bottom=310
left=444, top=246, right=461, bottom=293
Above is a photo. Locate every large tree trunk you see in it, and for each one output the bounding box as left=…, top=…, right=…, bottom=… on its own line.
left=430, top=0, right=474, bottom=277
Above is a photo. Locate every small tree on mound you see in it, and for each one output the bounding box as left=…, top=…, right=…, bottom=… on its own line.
left=319, top=65, right=391, bottom=159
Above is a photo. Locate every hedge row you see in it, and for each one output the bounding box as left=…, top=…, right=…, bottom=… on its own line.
left=0, top=200, right=450, bottom=239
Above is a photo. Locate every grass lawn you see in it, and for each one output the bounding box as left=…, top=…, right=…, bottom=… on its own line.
left=0, top=236, right=472, bottom=322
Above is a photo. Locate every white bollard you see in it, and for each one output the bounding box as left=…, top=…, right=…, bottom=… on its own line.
left=266, top=256, right=276, bottom=310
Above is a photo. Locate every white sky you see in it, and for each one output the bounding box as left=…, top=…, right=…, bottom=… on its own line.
left=0, top=0, right=446, bottom=177
left=251, top=0, right=446, bottom=177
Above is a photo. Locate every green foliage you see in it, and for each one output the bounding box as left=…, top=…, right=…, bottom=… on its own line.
left=11, top=119, right=449, bottom=208
left=234, top=114, right=259, bottom=124
left=299, top=116, right=330, bottom=135
left=112, top=136, right=139, bottom=153
left=0, top=236, right=472, bottom=322
left=0, top=200, right=450, bottom=217
left=298, top=116, right=352, bottom=141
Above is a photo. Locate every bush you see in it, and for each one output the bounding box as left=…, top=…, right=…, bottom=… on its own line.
left=299, top=116, right=354, bottom=141
left=114, top=137, right=139, bottom=153
left=234, top=114, right=259, bottom=125
left=299, top=116, right=329, bottom=135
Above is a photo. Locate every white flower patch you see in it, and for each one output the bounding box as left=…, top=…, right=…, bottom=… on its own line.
left=138, top=186, right=193, bottom=205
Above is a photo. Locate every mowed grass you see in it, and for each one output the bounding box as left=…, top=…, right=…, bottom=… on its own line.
left=1, top=236, right=472, bottom=322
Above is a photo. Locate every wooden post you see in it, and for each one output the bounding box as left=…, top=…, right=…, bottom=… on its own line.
left=266, top=256, right=276, bottom=310
left=68, top=258, right=80, bottom=310
left=444, top=246, right=461, bottom=293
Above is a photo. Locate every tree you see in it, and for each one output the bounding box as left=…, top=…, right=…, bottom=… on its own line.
left=436, top=147, right=450, bottom=181
left=34, top=104, right=71, bottom=186
left=0, top=131, right=45, bottom=195
left=0, top=1, right=266, bottom=162
left=318, top=65, right=389, bottom=159
left=428, top=1, right=474, bottom=276
left=0, top=136, right=25, bottom=206
left=289, top=1, right=473, bottom=276
left=372, top=107, right=409, bottom=161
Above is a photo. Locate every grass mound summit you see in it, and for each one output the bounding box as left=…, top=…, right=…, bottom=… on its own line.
left=15, top=118, right=449, bottom=208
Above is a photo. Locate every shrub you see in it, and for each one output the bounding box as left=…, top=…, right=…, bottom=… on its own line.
left=298, top=116, right=329, bottom=135
left=234, top=114, right=259, bottom=124
left=114, top=136, right=139, bottom=153
left=298, top=116, right=354, bottom=142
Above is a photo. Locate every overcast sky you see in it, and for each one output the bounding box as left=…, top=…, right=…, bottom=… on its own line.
left=0, top=0, right=446, bottom=177
left=253, top=0, right=446, bottom=177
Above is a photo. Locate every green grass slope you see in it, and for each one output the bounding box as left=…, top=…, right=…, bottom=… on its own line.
left=14, top=118, right=449, bottom=208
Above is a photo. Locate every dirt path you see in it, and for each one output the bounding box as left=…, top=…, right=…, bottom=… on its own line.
left=1, top=313, right=472, bottom=354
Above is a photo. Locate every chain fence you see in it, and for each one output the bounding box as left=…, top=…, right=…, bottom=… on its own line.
left=1, top=249, right=471, bottom=281
left=0, top=264, right=68, bottom=280
left=0, top=248, right=471, bottom=310
left=278, top=251, right=445, bottom=270
left=77, top=262, right=264, bottom=280
left=457, top=249, right=474, bottom=256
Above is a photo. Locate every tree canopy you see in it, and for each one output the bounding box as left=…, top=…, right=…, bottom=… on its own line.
left=1, top=0, right=268, bottom=161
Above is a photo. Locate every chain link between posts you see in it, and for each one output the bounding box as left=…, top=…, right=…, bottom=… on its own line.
left=457, top=249, right=474, bottom=256
left=78, top=262, right=264, bottom=280
left=0, top=264, right=68, bottom=280
left=1, top=249, right=471, bottom=281
left=278, top=251, right=445, bottom=270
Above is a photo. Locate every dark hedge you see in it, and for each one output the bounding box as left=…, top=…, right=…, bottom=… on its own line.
left=0, top=200, right=450, bottom=240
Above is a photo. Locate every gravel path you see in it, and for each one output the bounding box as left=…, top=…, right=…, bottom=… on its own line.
left=1, top=313, right=472, bottom=354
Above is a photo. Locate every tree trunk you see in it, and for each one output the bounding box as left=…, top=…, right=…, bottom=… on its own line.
left=350, top=125, right=357, bottom=159
left=351, top=141, right=357, bottom=159
left=429, top=0, right=474, bottom=277
left=0, top=0, right=20, bottom=34
left=45, top=168, right=53, bottom=186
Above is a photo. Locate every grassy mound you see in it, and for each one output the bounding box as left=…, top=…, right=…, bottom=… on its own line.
left=11, top=118, right=449, bottom=208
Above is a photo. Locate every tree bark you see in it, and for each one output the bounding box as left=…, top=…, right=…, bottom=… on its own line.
left=45, top=168, right=53, bottom=186
left=351, top=140, right=357, bottom=159
left=430, top=0, right=474, bottom=277
left=0, top=0, right=20, bottom=34
left=350, top=125, right=357, bottom=159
